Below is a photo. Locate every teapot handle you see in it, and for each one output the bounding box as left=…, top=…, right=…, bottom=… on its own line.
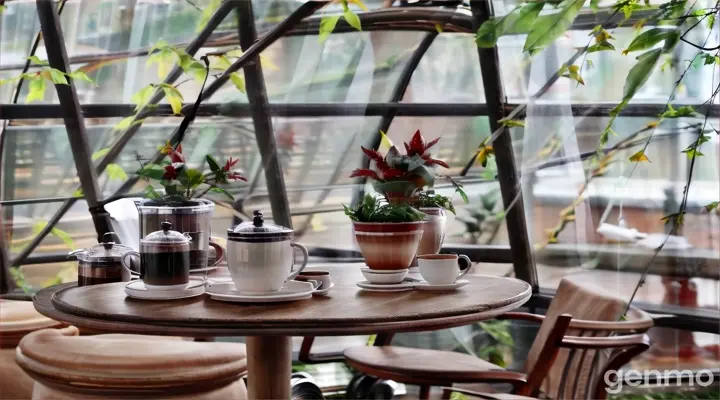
left=286, top=243, right=308, bottom=281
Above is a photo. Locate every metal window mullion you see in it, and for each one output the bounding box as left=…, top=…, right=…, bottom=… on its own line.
left=235, top=0, right=292, bottom=227
left=469, top=0, right=538, bottom=289
left=36, top=0, right=112, bottom=241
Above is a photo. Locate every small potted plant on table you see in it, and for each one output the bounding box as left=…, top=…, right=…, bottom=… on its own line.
left=349, top=130, right=467, bottom=261
left=134, top=143, right=246, bottom=270
left=344, top=194, right=425, bottom=270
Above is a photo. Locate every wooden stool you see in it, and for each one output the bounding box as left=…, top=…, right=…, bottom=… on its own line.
left=0, top=299, right=64, bottom=400
left=16, top=327, right=248, bottom=400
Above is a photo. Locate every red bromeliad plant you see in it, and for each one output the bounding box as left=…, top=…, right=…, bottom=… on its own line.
left=136, top=141, right=247, bottom=202
left=350, top=130, right=464, bottom=204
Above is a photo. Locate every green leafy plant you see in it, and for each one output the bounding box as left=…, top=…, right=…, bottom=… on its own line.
left=343, top=194, right=425, bottom=223
left=476, top=320, right=514, bottom=368
left=415, top=191, right=457, bottom=215
left=136, top=142, right=246, bottom=202
left=319, top=0, right=367, bottom=42
left=0, top=56, right=95, bottom=103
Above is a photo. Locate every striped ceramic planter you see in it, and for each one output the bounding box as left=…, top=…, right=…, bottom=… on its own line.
left=353, top=221, right=425, bottom=270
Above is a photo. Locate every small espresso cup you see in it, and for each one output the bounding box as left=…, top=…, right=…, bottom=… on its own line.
left=296, top=270, right=332, bottom=290
left=417, top=254, right=471, bottom=285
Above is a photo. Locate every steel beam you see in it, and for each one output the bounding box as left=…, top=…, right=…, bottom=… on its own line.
left=470, top=0, right=537, bottom=289
left=35, top=0, right=112, bottom=242
left=235, top=0, right=292, bottom=227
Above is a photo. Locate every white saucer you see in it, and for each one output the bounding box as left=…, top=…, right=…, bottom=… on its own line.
left=414, top=279, right=470, bottom=291
left=313, top=282, right=335, bottom=296
left=360, top=268, right=409, bottom=274
left=206, top=280, right=315, bottom=303
left=356, top=281, right=415, bottom=292
left=125, top=277, right=206, bottom=300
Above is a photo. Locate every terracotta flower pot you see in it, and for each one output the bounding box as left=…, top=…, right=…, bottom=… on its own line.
left=353, top=221, right=425, bottom=270
left=416, top=207, right=447, bottom=256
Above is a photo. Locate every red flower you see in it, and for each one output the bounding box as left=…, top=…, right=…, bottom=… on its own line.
left=162, top=165, right=178, bottom=180
left=350, top=169, right=380, bottom=180
left=227, top=171, right=247, bottom=181
left=422, top=155, right=449, bottom=169
left=223, top=157, right=240, bottom=172
left=403, top=130, right=440, bottom=156
left=277, top=129, right=296, bottom=149
left=160, top=141, right=184, bottom=163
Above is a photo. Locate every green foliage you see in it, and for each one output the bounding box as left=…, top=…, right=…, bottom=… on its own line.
left=318, top=0, right=365, bottom=42
left=477, top=320, right=514, bottom=368
left=208, top=187, right=234, bottom=201
left=196, top=0, right=221, bottom=33
left=319, top=15, right=340, bottom=43
left=32, top=220, right=74, bottom=250
left=682, top=134, right=711, bottom=159
left=611, top=48, right=663, bottom=116
left=622, top=28, right=680, bottom=55
left=523, top=0, right=585, bottom=55
left=343, top=194, right=425, bottom=223
left=9, top=267, right=32, bottom=294
left=230, top=72, right=246, bottom=93
left=704, top=201, right=719, bottom=212
left=416, top=191, right=456, bottom=214
left=660, top=104, right=698, bottom=118
left=91, top=147, right=111, bottom=161
left=629, top=150, right=650, bottom=162
left=498, top=118, right=525, bottom=127
left=26, top=77, right=46, bottom=103
left=106, top=163, right=128, bottom=181
left=475, top=2, right=545, bottom=48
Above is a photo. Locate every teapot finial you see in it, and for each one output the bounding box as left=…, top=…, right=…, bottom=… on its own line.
left=253, top=210, right=264, bottom=227
left=101, top=232, right=117, bottom=250
left=161, top=220, right=172, bottom=232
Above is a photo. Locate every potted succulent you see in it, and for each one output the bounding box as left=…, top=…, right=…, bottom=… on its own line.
left=134, top=143, right=246, bottom=270
left=413, top=189, right=455, bottom=257
left=344, top=194, right=425, bottom=270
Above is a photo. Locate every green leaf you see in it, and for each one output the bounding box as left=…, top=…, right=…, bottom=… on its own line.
left=587, top=41, right=615, bottom=53
left=230, top=72, right=246, bottom=93
left=319, top=15, right=340, bottom=43
left=114, top=116, right=146, bottom=132
left=178, top=168, right=204, bottom=189
left=0, top=5, right=5, bottom=14
left=708, top=14, right=716, bottom=30
left=475, top=3, right=544, bottom=48
left=622, top=28, right=679, bottom=55
left=67, top=70, right=96, bottom=86
left=661, top=212, right=685, bottom=226
left=48, top=68, right=68, bottom=85
left=178, top=53, right=207, bottom=82
left=91, top=147, right=111, bottom=161
left=523, top=0, right=585, bottom=54
left=72, top=188, right=83, bottom=198
left=210, top=54, right=232, bottom=71
left=196, top=0, right=221, bottom=33
left=590, top=0, right=601, bottom=12
left=611, top=48, right=662, bottom=116
left=208, top=187, right=234, bottom=201
left=131, top=84, right=155, bottom=111
left=206, top=155, right=221, bottom=172
left=106, top=163, right=128, bottom=181
left=51, top=226, right=75, bottom=250
left=660, top=104, right=697, bottom=118
left=26, top=77, right=46, bottom=103
left=681, top=148, right=704, bottom=158
left=168, top=96, right=183, bottom=115
left=344, top=9, right=362, bottom=31
left=136, top=164, right=166, bottom=180
left=149, top=39, right=170, bottom=54
left=144, top=185, right=162, bottom=200
left=27, top=55, right=48, bottom=66
left=704, top=201, right=719, bottom=212
left=434, top=23, right=444, bottom=33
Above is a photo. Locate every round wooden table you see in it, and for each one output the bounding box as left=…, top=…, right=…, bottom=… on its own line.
left=33, top=265, right=531, bottom=399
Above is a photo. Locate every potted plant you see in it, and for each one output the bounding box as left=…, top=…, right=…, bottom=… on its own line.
left=413, top=189, right=455, bottom=257
left=349, top=130, right=450, bottom=204
left=344, top=194, right=425, bottom=270
left=134, top=143, right=246, bottom=270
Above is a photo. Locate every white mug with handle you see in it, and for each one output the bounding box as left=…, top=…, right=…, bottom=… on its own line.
left=417, top=254, right=471, bottom=285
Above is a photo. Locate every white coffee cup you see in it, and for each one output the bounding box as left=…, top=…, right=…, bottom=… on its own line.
left=296, top=270, right=332, bottom=290
left=417, top=254, right=471, bottom=285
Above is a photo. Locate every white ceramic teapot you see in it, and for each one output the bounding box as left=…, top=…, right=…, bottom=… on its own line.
left=226, top=211, right=308, bottom=293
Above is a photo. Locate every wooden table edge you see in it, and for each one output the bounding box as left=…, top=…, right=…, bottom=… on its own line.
left=34, top=283, right=532, bottom=336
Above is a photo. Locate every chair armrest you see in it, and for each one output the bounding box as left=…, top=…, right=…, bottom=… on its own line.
left=497, top=312, right=652, bottom=332
left=561, top=333, right=650, bottom=349
left=441, top=387, right=537, bottom=400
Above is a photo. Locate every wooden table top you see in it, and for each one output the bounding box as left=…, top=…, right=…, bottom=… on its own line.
left=33, top=265, right=531, bottom=336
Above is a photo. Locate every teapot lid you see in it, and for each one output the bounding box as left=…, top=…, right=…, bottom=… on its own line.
left=227, top=210, right=294, bottom=242
left=142, top=221, right=191, bottom=245
left=70, top=232, right=133, bottom=263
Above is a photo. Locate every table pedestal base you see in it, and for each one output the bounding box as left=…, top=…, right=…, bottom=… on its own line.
left=246, top=335, right=292, bottom=399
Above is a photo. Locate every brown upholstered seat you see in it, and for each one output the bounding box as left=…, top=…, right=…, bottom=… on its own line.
left=0, top=300, right=63, bottom=400
left=16, top=327, right=248, bottom=399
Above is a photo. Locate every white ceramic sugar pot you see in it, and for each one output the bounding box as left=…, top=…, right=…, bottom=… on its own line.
left=226, top=210, right=308, bottom=293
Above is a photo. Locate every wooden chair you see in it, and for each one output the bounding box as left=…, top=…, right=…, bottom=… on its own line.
left=16, top=327, right=249, bottom=399
left=0, top=300, right=64, bottom=399
left=344, top=278, right=654, bottom=400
